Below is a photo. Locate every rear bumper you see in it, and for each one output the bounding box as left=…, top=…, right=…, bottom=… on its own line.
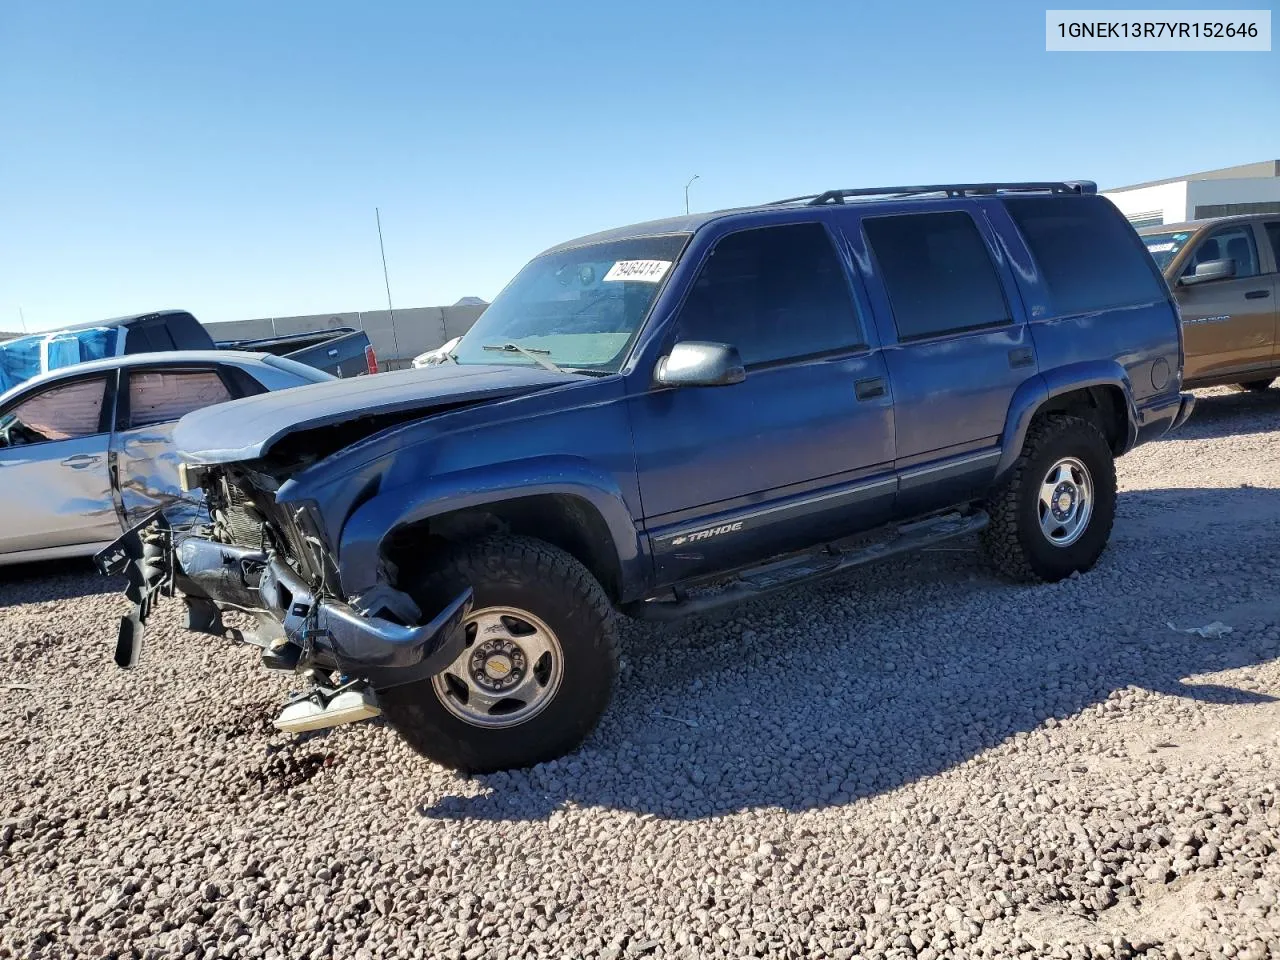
left=1132, top=390, right=1197, bottom=448
left=1171, top=392, right=1196, bottom=430
left=97, top=519, right=471, bottom=688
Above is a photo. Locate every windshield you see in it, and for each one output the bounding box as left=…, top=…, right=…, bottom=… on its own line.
left=451, top=234, right=691, bottom=373
left=1141, top=230, right=1194, bottom=272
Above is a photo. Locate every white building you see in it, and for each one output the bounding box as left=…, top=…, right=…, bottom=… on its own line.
left=1102, top=160, right=1280, bottom=228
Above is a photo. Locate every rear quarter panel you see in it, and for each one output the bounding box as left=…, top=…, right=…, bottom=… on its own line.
left=993, top=199, right=1184, bottom=455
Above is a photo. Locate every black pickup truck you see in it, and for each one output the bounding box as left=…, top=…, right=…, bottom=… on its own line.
left=0, top=309, right=376, bottom=393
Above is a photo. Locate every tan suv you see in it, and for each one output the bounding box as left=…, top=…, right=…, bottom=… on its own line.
left=1139, top=215, right=1280, bottom=391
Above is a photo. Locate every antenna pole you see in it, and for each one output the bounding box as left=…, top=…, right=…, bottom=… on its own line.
left=18, top=307, right=27, bottom=333
left=376, top=207, right=402, bottom=362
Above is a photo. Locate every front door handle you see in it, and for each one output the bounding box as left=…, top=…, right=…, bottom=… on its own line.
left=855, top=377, right=886, bottom=401
left=62, top=454, right=102, bottom=469
left=1245, top=289, right=1271, bottom=300
left=1008, top=347, right=1035, bottom=369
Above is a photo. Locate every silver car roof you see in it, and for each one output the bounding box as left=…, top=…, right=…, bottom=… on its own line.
left=0, top=350, right=277, bottom=407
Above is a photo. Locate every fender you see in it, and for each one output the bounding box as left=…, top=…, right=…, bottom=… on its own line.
left=335, top=455, right=647, bottom=602
left=995, top=360, right=1136, bottom=479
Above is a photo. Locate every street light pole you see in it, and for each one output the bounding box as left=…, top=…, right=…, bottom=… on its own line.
left=376, top=207, right=402, bottom=362
left=684, top=174, right=700, bottom=215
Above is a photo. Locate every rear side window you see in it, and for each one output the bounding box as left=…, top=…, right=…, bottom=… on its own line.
left=1266, top=223, right=1280, bottom=269
left=1005, top=195, right=1165, bottom=316
left=143, top=323, right=176, bottom=350
left=123, top=326, right=152, bottom=353
left=862, top=211, right=1010, bottom=341
left=677, top=222, right=864, bottom=365
left=166, top=312, right=213, bottom=350
left=127, top=369, right=232, bottom=428
left=124, top=322, right=176, bottom=353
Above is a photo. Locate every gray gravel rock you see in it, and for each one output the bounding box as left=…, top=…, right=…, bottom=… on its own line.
left=2, top=386, right=1280, bottom=959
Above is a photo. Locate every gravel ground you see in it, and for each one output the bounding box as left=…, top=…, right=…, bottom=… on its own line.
left=2, top=386, right=1279, bottom=960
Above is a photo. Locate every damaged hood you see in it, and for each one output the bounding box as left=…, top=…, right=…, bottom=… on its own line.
left=174, top=363, right=583, bottom=464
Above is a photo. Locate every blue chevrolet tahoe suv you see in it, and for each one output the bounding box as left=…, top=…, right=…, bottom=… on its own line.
left=99, top=180, right=1195, bottom=773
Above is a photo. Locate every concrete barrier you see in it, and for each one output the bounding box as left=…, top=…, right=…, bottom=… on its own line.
left=205, top=303, right=487, bottom=365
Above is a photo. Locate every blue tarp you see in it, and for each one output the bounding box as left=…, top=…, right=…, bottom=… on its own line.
left=0, top=336, right=42, bottom=394
left=0, top=327, right=117, bottom=395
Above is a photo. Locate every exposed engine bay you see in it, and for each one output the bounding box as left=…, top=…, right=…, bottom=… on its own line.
left=96, top=465, right=473, bottom=736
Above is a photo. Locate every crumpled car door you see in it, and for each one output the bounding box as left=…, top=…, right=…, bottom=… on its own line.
left=111, top=368, right=234, bottom=529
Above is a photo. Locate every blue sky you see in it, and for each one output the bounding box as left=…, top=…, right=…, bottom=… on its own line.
left=1, top=1, right=1275, bottom=331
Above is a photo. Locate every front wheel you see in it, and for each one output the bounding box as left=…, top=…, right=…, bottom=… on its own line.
left=981, top=414, right=1117, bottom=583
left=377, top=536, right=619, bottom=773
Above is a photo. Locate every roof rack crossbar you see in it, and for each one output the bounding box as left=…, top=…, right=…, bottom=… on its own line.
left=769, top=181, right=1097, bottom=206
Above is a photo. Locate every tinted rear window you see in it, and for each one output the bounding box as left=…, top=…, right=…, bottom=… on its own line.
left=862, top=211, right=1010, bottom=341
left=1005, top=196, right=1166, bottom=317
left=143, top=323, right=176, bottom=350
left=167, top=312, right=214, bottom=350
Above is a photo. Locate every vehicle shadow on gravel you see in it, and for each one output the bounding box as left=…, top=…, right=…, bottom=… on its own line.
left=0, top=560, right=118, bottom=608
left=419, top=485, right=1280, bottom=823
left=1157, top=387, right=1280, bottom=442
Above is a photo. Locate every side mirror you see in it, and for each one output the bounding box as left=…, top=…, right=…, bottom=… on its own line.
left=653, top=341, right=746, bottom=388
left=1180, top=259, right=1236, bottom=286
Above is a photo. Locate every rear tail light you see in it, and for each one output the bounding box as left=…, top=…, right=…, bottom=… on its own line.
left=364, top=344, right=378, bottom=375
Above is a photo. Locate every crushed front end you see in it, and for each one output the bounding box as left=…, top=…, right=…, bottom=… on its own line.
left=95, top=464, right=472, bottom=733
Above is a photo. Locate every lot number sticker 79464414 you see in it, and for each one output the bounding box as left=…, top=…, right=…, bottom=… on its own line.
left=603, top=260, right=672, bottom=283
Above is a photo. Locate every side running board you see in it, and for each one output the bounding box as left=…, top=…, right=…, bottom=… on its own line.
left=628, top=510, right=988, bottom=622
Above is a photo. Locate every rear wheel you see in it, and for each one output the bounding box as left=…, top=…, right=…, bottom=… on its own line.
left=981, top=414, right=1117, bottom=583
left=1230, top=378, right=1274, bottom=393
left=377, top=536, right=619, bottom=773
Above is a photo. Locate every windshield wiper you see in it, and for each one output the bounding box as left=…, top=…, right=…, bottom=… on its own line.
left=482, top=343, right=562, bottom=373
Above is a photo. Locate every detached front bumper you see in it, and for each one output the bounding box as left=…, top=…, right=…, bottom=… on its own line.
left=96, top=517, right=471, bottom=689
left=256, top=557, right=472, bottom=688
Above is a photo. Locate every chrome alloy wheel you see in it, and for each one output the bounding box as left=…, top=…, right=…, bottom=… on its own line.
left=1038, top=456, right=1093, bottom=547
left=431, top=606, right=564, bottom=729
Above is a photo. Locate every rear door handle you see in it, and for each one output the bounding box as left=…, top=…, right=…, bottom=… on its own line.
left=1245, top=289, right=1270, bottom=300
left=1008, top=347, right=1035, bottom=369
left=855, top=377, right=886, bottom=401
left=62, top=454, right=102, bottom=469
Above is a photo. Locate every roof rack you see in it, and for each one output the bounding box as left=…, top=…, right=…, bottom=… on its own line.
left=770, top=181, right=1097, bottom=206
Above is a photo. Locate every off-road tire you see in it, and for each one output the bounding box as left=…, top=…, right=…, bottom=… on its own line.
left=377, top=535, right=619, bottom=773
left=1230, top=379, right=1275, bottom=393
left=980, top=414, right=1116, bottom=583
